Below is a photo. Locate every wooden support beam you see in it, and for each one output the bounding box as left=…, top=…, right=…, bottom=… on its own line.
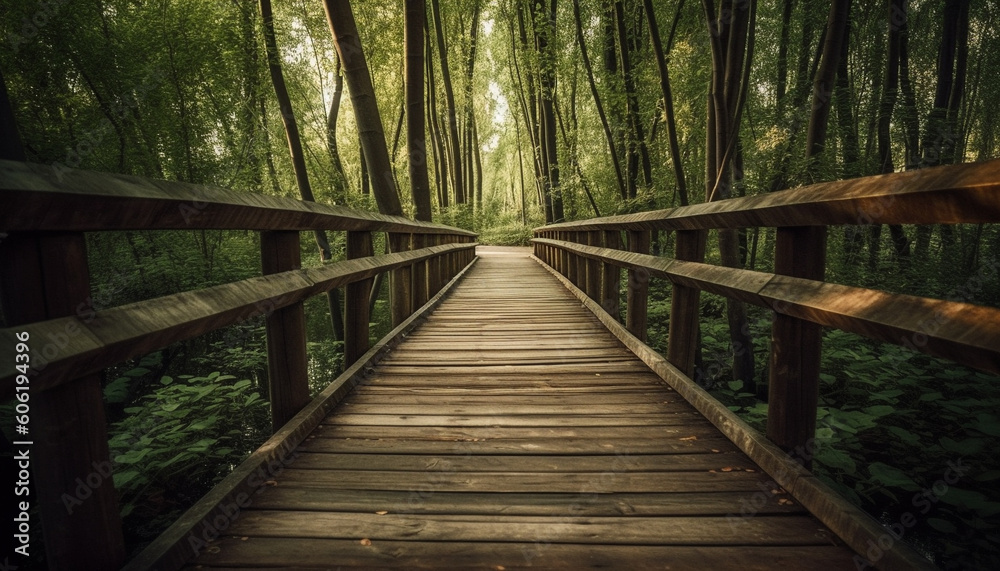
left=601, top=231, right=621, bottom=319
left=389, top=233, right=413, bottom=327
left=345, top=231, right=374, bottom=366
left=767, top=226, right=826, bottom=462
left=667, top=230, right=707, bottom=377
left=412, top=234, right=429, bottom=309
left=586, top=231, right=601, bottom=301
left=260, top=231, right=310, bottom=431
left=0, top=232, right=125, bottom=569
left=626, top=230, right=651, bottom=341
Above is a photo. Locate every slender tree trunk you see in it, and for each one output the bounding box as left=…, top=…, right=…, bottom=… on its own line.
left=536, top=0, right=563, bottom=222
left=327, top=58, right=349, bottom=201
left=430, top=0, right=465, bottom=205
left=260, top=0, right=343, bottom=340
left=703, top=0, right=757, bottom=389
left=512, top=4, right=545, bottom=211
left=323, top=0, right=404, bottom=216
left=426, top=17, right=449, bottom=208
left=406, top=0, right=433, bottom=221
left=805, top=0, right=851, bottom=167
left=644, top=0, right=688, bottom=205
left=573, top=0, right=626, bottom=200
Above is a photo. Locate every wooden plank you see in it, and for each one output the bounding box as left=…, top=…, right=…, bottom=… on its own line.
left=186, top=539, right=855, bottom=570
left=260, top=230, right=310, bottom=431
left=287, top=452, right=755, bottom=473
left=246, top=488, right=800, bottom=515
left=0, top=243, right=475, bottom=398
left=321, top=413, right=702, bottom=427
left=0, top=159, right=477, bottom=235
left=767, top=226, right=826, bottom=458
left=531, top=157, right=1000, bottom=231
left=298, top=435, right=740, bottom=456
left=221, top=512, right=840, bottom=545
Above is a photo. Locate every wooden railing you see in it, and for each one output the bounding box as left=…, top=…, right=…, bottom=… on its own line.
left=533, top=158, right=1000, bottom=458
left=0, top=159, right=476, bottom=569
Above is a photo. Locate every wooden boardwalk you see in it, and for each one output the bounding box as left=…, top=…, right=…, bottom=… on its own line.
left=186, top=247, right=857, bottom=569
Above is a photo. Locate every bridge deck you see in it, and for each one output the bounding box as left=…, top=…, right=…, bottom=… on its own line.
left=186, top=247, right=857, bottom=569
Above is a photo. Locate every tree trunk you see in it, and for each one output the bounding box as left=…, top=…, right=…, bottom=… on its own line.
left=405, top=0, right=433, bottom=221
left=643, top=0, right=688, bottom=205
left=536, top=0, right=563, bottom=223
left=327, top=58, right=349, bottom=201
left=573, top=0, right=626, bottom=200
left=430, top=0, right=465, bottom=205
left=323, top=0, right=404, bottom=216
left=805, top=0, right=851, bottom=166
left=703, top=0, right=757, bottom=390
left=425, top=17, right=449, bottom=208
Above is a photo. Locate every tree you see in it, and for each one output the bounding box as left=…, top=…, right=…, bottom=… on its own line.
left=406, top=0, right=433, bottom=221
left=703, top=0, right=757, bottom=390
left=322, top=0, right=404, bottom=216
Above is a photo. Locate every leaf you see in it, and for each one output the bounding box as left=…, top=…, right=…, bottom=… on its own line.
left=886, top=426, right=921, bottom=447
left=927, top=518, right=958, bottom=534
left=104, top=377, right=131, bottom=403
left=727, top=380, right=743, bottom=392
left=814, top=447, right=857, bottom=476
left=972, top=413, right=1000, bottom=437
left=919, top=391, right=943, bottom=402
left=125, top=367, right=150, bottom=377
left=868, top=462, right=920, bottom=491
left=938, top=436, right=986, bottom=456
left=160, top=376, right=174, bottom=385
left=113, top=470, right=142, bottom=488
left=863, top=405, right=895, bottom=418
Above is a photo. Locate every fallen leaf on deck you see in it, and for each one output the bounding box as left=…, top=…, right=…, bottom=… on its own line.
left=360, top=538, right=372, bottom=546
left=375, top=510, right=389, bottom=515
left=679, top=435, right=698, bottom=441
left=721, top=467, right=734, bottom=472
left=264, top=480, right=277, bottom=486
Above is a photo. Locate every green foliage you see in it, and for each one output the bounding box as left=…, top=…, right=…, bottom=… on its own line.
left=107, top=366, right=269, bottom=536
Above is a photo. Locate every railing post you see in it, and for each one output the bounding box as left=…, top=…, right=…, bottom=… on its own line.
left=430, top=234, right=443, bottom=295
left=260, top=231, right=310, bottom=431
left=0, top=233, right=125, bottom=569
left=412, top=233, right=429, bottom=309
left=586, top=231, right=601, bottom=301
left=767, top=226, right=827, bottom=462
left=559, top=231, right=568, bottom=276
left=666, top=230, right=707, bottom=376
left=345, top=231, right=374, bottom=366
left=389, top=232, right=412, bottom=327
left=602, top=230, right=621, bottom=318
left=566, top=232, right=578, bottom=284
left=626, top=230, right=651, bottom=341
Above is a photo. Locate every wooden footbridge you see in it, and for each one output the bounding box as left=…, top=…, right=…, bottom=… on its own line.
left=2, top=158, right=1000, bottom=570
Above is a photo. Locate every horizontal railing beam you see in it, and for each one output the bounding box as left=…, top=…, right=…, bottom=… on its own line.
left=0, top=242, right=476, bottom=398
left=533, top=158, right=1000, bottom=232
left=532, top=237, right=1000, bottom=375
left=0, top=160, right=476, bottom=236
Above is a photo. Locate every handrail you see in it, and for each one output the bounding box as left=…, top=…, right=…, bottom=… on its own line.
left=538, top=158, right=1000, bottom=231
left=0, top=160, right=476, bottom=570
left=532, top=238, right=1000, bottom=374
left=0, top=160, right=476, bottom=235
